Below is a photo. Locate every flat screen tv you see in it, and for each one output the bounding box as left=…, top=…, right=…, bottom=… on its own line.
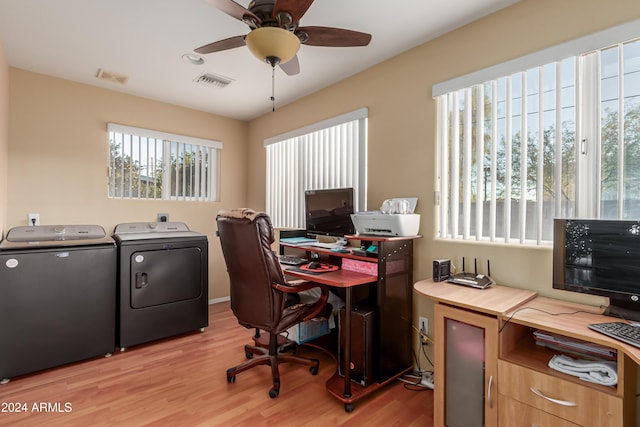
left=305, top=188, right=355, bottom=237
left=553, top=218, right=640, bottom=321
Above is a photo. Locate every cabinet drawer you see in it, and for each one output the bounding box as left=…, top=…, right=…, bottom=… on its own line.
left=499, top=396, right=579, bottom=427
left=498, top=361, right=622, bottom=427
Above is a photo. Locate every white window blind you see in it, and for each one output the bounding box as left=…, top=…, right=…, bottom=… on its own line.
left=265, top=108, right=368, bottom=229
left=435, top=21, right=640, bottom=245
left=107, top=123, right=222, bottom=202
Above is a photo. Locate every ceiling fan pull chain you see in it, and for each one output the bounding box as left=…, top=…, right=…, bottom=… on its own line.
left=271, top=65, right=276, bottom=112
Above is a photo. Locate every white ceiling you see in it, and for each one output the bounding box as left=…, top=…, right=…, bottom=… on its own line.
left=0, top=0, right=518, bottom=121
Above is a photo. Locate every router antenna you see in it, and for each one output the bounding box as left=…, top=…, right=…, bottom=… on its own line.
left=474, top=258, right=478, bottom=274
left=462, top=257, right=465, bottom=273
left=487, top=259, right=491, bottom=277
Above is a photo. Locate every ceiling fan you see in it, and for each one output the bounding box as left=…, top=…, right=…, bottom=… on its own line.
left=195, top=0, right=372, bottom=76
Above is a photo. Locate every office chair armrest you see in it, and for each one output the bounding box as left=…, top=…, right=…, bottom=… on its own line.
left=272, top=281, right=330, bottom=321
left=274, top=280, right=323, bottom=293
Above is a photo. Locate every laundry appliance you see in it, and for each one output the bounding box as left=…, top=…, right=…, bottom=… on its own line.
left=0, top=225, right=116, bottom=383
left=112, top=222, right=208, bottom=350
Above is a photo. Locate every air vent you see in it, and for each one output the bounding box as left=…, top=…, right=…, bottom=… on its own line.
left=96, top=69, right=129, bottom=85
left=194, top=72, right=234, bottom=89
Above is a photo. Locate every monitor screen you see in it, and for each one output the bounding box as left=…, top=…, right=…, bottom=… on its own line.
left=305, top=188, right=355, bottom=237
left=553, top=218, right=640, bottom=321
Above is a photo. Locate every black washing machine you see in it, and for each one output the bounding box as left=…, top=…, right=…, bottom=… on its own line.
left=112, top=222, right=208, bottom=350
left=0, top=225, right=116, bottom=383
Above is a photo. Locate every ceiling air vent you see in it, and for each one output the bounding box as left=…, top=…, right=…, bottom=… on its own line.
left=96, top=69, right=129, bottom=85
left=194, top=72, right=234, bottom=89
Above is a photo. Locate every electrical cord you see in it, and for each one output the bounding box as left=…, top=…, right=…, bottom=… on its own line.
left=399, top=322, right=435, bottom=391
left=499, top=305, right=609, bottom=333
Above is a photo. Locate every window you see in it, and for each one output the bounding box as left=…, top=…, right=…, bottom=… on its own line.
left=435, top=20, right=640, bottom=245
left=108, top=124, right=222, bottom=201
left=265, top=108, right=368, bottom=229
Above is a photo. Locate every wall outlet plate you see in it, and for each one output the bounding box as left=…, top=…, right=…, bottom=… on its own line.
left=157, top=213, right=169, bottom=222
left=28, top=213, right=40, bottom=226
left=419, top=316, right=429, bottom=344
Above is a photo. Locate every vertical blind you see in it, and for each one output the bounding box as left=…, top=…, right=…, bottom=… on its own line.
left=107, top=123, right=222, bottom=202
left=434, top=20, right=640, bottom=245
left=265, top=108, right=368, bottom=229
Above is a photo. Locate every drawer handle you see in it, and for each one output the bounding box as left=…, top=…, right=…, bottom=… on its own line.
left=530, top=387, right=577, bottom=407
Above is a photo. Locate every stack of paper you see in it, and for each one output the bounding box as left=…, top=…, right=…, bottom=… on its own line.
left=279, top=236, right=317, bottom=246
left=533, top=330, right=616, bottom=361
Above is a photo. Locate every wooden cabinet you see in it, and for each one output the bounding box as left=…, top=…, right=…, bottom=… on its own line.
left=499, top=297, right=638, bottom=427
left=498, top=360, right=622, bottom=426
left=414, top=280, right=640, bottom=427
left=415, top=280, right=536, bottom=427
left=434, top=303, right=498, bottom=427
left=281, top=233, right=419, bottom=411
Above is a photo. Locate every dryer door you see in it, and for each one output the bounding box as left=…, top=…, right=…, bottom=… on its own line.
left=129, top=247, right=203, bottom=308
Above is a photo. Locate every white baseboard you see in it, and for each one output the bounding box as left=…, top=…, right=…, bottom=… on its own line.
left=208, top=296, right=230, bottom=305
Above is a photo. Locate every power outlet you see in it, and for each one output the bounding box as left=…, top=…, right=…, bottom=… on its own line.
left=157, top=213, right=169, bottom=222
left=419, top=316, right=429, bottom=345
left=28, top=213, right=40, bottom=226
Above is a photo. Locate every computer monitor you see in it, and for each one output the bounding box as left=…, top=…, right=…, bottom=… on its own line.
left=304, top=188, right=355, bottom=237
left=553, top=218, right=640, bottom=321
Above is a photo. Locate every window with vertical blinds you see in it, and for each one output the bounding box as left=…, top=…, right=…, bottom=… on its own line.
left=265, top=108, right=368, bottom=229
left=108, top=124, right=222, bottom=202
left=435, top=20, right=640, bottom=245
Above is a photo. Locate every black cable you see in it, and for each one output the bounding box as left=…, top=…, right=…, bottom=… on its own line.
left=499, top=305, right=609, bottom=333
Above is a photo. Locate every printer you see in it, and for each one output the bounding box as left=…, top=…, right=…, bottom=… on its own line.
left=351, top=198, right=420, bottom=237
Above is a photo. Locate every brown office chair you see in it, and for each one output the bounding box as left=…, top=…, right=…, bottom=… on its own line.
left=216, top=208, right=330, bottom=398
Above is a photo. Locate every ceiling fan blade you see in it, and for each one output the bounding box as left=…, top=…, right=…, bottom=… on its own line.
left=205, top=0, right=260, bottom=23
left=194, top=35, right=246, bottom=54
left=273, top=0, right=314, bottom=23
left=296, top=26, right=372, bottom=47
left=280, top=55, right=300, bottom=76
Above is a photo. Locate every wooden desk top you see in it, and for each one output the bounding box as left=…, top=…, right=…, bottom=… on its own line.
left=413, top=278, right=537, bottom=317
left=415, top=279, right=640, bottom=364
left=505, top=296, right=640, bottom=365
left=283, top=266, right=377, bottom=288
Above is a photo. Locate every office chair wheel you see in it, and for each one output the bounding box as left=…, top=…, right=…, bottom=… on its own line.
left=245, top=351, right=253, bottom=359
left=309, top=359, right=320, bottom=375
left=344, top=403, right=354, bottom=413
left=226, top=367, right=237, bottom=383
left=269, top=387, right=279, bottom=398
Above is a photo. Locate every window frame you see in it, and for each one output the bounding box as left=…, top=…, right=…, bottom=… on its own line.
left=434, top=20, right=640, bottom=246
left=107, top=123, right=222, bottom=202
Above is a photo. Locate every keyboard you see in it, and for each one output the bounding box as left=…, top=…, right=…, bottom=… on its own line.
left=278, top=255, right=307, bottom=266
left=588, top=322, right=640, bottom=349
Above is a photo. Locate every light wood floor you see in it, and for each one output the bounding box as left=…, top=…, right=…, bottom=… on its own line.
left=0, top=302, right=433, bottom=426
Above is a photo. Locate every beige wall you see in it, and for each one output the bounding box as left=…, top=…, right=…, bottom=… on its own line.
left=7, top=69, right=249, bottom=299
left=246, top=0, right=640, bottom=386
left=0, top=39, right=8, bottom=237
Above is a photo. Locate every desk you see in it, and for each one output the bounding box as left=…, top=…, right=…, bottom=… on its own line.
left=415, top=279, right=639, bottom=426
left=282, top=234, right=419, bottom=412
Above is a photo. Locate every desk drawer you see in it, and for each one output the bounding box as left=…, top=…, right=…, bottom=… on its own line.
left=498, top=361, right=621, bottom=426
left=499, top=396, right=579, bottom=427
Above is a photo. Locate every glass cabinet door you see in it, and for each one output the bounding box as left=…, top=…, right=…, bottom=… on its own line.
left=434, top=304, right=498, bottom=427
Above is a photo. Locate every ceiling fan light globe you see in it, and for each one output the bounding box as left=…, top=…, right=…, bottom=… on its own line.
left=245, top=27, right=300, bottom=65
